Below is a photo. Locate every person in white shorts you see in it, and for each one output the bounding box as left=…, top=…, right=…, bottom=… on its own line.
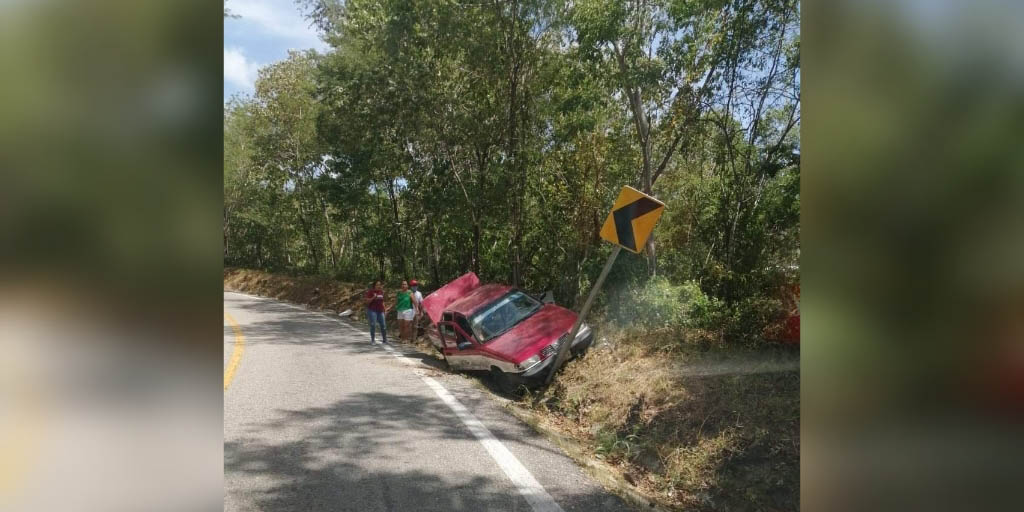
left=396, top=280, right=416, bottom=341
left=410, top=279, right=424, bottom=340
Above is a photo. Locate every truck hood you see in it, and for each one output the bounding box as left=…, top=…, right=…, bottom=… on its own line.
left=422, top=272, right=480, bottom=325
left=485, top=304, right=577, bottom=363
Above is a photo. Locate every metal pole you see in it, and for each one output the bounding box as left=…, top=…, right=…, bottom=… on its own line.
left=545, top=245, right=622, bottom=385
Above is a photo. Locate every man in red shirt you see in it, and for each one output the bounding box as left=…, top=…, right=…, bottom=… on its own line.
left=365, top=280, right=388, bottom=344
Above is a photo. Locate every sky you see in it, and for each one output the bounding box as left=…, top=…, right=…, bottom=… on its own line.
left=224, top=0, right=329, bottom=102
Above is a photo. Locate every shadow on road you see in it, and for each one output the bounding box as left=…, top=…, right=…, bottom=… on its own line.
left=225, top=391, right=629, bottom=512
left=226, top=296, right=387, bottom=354
left=226, top=294, right=526, bottom=398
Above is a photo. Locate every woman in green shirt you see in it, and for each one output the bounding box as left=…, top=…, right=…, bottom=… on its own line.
left=396, top=280, right=416, bottom=341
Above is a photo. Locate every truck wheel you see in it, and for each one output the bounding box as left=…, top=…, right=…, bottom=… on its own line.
left=570, top=335, right=594, bottom=358
left=489, top=367, right=519, bottom=395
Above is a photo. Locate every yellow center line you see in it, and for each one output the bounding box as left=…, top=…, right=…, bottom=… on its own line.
left=0, top=382, right=41, bottom=499
left=224, top=312, right=245, bottom=391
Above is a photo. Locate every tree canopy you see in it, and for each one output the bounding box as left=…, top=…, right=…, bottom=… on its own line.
left=224, top=0, right=800, bottom=344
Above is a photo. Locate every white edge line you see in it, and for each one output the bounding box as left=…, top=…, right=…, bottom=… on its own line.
left=224, top=290, right=564, bottom=512
left=417, top=371, right=565, bottom=512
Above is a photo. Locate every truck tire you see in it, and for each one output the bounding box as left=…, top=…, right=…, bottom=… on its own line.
left=490, top=367, right=519, bottom=395
left=570, top=333, right=594, bottom=357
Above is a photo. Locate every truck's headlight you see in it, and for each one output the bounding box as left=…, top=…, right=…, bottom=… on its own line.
left=574, top=324, right=591, bottom=340
left=516, top=355, right=541, bottom=371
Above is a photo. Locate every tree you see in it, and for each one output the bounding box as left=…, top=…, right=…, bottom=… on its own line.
left=248, top=50, right=333, bottom=271
left=224, top=0, right=801, bottom=343
left=570, top=0, right=776, bottom=273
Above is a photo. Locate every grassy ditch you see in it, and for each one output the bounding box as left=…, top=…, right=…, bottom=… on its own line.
left=528, top=324, right=799, bottom=511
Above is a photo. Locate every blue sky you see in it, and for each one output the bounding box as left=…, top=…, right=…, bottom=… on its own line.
left=224, top=0, right=328, bottom=102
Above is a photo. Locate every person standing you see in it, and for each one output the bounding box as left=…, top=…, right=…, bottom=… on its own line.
left=396, top=280, right=415, bottom=342
left=410, top=279, right=424, bottom=340
left=365, top=280, right=387, bottom=344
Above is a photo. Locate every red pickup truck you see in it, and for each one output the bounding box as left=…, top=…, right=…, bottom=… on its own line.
left=421, top=272, right=594, bottom=392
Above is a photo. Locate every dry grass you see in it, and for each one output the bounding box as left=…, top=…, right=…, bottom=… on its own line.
left=532, top=324, right=800, bottom=511
left=224, top=267, right=799, bottom=510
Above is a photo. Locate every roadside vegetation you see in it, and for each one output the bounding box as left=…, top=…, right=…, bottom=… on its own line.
left=225, top=1, right=799, bottom=510
left=531, top=324, right=798, bottom=511
left=224, top=266, right=799, bottom=511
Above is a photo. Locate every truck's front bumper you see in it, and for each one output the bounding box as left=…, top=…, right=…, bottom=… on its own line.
left=518, top=325, right=595, bottom=382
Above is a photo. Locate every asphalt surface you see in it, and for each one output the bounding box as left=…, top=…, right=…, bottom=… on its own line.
left=224, top=291, right=632, bottom=512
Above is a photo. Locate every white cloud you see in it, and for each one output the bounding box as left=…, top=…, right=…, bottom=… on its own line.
left=224, top=47, right=261, bottom=92
left=228, top=0, right=327, bottom=50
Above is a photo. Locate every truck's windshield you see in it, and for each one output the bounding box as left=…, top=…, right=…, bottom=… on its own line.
left=469, top=291, right=541, bottom=342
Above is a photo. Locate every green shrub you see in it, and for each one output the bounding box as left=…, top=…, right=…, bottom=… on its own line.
left=594, top=426, right=644, bottom=462
left=683, top=284, right=726, bottom=331
left=607, top=275, right=786, bottom=345
left=608, top=276, right=679, bottom=329
left=687, top=293, right=785, bottom=345
left=724, top=296, right=785, bottom=345
left=609, top=277, right=712, bottom=330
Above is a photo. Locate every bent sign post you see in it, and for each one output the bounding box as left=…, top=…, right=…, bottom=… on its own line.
left=545, top=186, right=665, bottom=384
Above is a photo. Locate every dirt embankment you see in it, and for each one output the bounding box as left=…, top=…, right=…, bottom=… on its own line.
left=224, top=267, right=799, bottom=511
left=224, top=267, right=373, bottom=317
left=224, top=268, right=435, bottom=351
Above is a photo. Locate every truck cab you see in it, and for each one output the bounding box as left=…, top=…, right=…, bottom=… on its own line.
left=422, top=272, right=593, bottom=391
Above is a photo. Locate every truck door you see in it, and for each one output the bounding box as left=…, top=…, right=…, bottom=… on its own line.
left=439, top=314, right=481, bottom=370
left=438, top=313, right=460, bottom=350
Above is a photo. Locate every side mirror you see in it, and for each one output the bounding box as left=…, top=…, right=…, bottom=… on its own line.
left=539, top=291, right=555, bottom=304
left=457, top=339, right=473, bottom=350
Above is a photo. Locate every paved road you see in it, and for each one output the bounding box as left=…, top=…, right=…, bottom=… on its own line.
left=224, top=291, right=632, bottom=512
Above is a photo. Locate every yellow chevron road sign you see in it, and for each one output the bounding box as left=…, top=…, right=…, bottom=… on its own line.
left=599, top=186, right=665, bottom=253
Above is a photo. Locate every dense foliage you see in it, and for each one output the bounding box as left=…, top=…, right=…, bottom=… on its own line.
left=224, top=0, right=800, bottom=344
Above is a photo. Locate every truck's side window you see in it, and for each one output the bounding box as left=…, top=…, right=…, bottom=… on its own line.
left=439, top=312, right=456, bottom=340
left=454, top=315, right=474, bottom=344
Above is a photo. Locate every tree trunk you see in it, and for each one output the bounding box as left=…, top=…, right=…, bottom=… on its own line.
left=473, top=223, right=481, bottom=275
left=430, top=223, right=441, bottom=286
left=502, top=1, right=525, bottom=287
left=508, top=65, right=523, bottom=287
left=296, top=199, right=320, bottom=271
left=474, top=149, right=486, bottom=277
left=223, top=205, right=230, bottom=262
left=614, top=40, right=658, bottom=276
left=636, top=94, right=657, bottom=275
left=640, top=141, right=657, bottom=273
left=386, top=178, right=407, bottom=278
left=318, top=194, right=339, bottom=270
left=337, top=225, right=347, bottom=261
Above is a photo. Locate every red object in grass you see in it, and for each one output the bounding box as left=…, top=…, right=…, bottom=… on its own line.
left=774, top=283, right=800, bottom=344
left=781, top=313, right=800, bottom=344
